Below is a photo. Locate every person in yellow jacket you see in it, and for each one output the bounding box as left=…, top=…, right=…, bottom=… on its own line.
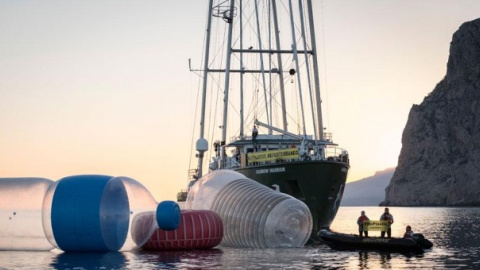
left=380, top=207, right=394, bottom=238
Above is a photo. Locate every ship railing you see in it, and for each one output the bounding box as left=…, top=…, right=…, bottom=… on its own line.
left=229, top=134, right=251, bottom=142
left=220, top=144, right=349, bottom=168
left=324, top=147, right=349, bottom=164
left=323, top=132, right=333, bottom=143
left=223, top=156, right=241, bottom=169
left=188, top=168, right=199, bottom=181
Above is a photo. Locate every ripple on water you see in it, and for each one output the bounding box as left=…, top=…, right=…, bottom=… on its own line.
left=1, top=207, right=479, bottom=269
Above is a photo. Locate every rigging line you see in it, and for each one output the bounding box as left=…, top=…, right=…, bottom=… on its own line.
left=234, top=1, right=275, bottom=72
left=187, top=63, right=203, bottom=179
left=254, top=76, right=259, bottom=121
left=231, top=0, right=255, bottom=49
left=246, top=88, right=283, bottom=131
left=267, top=0, right=273, bottom=134
left=291, top=73, right=301, bottom=134
left=278, top=0, right=305, bottom=43
left=255, top=66, right=305, bottom=131
left=254, top=0, right=271, bottom=128
left=233, top=1, right=258, bottom=51
left=319, top=0, right=330, bottom=130
left=235, top=2, right=282, bottom=71
left=205, top=16, right=228, bottom=167
left=206, top=74, right=223, bottom=165
left=251, top=38, right=259, bottom=121
left=208, top=74, right=222, bottom=166
left=240, top=2, right=270, bottom=128
left=242, top=63, right=297, bottom=129
left=188, top=5, right=210, bottom=172
left=268, top=76, right=298, bottom=125
left=263, top=77, right=302, bottom=132
left=298, top=0, right=318, bottom=140
left=208, top=18, right=230, bottom=70
left=239, top=2, right=307, bottom=134
left=219, top=0, right=236, bottom=146
left=244, top=76, right=259, bottom=127
left=189, top=1, right=215, bottom=175
left=205, top=73, right=215, bottom=165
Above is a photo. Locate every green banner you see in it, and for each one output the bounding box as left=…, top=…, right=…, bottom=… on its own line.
left=363, top=220, right=388, bottom=231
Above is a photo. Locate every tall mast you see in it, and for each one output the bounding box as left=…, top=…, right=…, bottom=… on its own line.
left=196, top=0, right=215, bottom=178
left=271, top=0, right=288, bottom=131
left=288, top=0, right=307, bottom=137
left=298, top=0, right=318, bottom=141
left=268, top=1, right=273, bottom=134
left=254, top=0, right=271, bottom=131
left=220, top=0, right=236, bottom=147
left=239, top=0, right=244, bottom=138
left=307, top=0, right=324, bottom=141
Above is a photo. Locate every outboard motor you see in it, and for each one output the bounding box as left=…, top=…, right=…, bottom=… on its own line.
left=413, top=233, right=433, bottom=249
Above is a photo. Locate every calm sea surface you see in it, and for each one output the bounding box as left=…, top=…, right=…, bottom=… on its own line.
left=1, top=207, right=479, bottom=269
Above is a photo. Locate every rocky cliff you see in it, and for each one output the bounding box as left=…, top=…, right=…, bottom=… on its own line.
left=342, top=168, right=394, bottom=206
left=383, top=18, right=480, bottom=206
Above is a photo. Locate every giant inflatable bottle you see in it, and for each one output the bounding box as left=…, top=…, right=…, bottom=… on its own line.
left=0, top=175, right=180, bottom=252
left=186, top=170, right=312, bottom=248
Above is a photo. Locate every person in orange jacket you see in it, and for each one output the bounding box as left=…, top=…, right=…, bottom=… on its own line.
left=357, top=210, right=370, bottom=237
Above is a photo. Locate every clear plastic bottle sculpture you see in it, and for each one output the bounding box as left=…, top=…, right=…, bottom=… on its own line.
left=1, top=175, right=179, bottom=252
left=0, top=178, right=54, bottom=251
left=41, top=175, right=180, bottom=252
left=185, top=170, right=312, bottom=248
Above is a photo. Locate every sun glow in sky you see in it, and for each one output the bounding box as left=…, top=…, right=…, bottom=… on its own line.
left=1, top=0, right=479, bottom=201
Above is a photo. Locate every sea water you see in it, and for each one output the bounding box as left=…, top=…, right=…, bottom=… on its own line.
left=1, top=207, right=479, bottom=269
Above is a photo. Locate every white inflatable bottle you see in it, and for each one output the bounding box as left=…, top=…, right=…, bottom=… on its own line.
left=186, top=170, right=312, bottom=248
left=0, top=175, right=180, bottom=252
left=0, top=178, right=54, bottom=251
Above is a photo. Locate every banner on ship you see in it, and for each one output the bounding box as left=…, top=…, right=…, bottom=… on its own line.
left=363, top=220, right=388, bottom=231
left=247, top=149, right=299, bottom=164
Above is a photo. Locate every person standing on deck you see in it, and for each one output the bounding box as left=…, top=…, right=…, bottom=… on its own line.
left=252, top=125, right=258, bottom=141
left=380, top=207, right=394, bottom=238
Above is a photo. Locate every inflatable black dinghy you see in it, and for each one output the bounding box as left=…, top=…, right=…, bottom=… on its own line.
left=319, top=229, right=433, bottom=253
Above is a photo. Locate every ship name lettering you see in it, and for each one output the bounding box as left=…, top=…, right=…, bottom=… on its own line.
left=256, top=169, right=269, bottom=174
left=269, top=167, right=285, bottom=173
left=255, top=167, right=286, bottom=174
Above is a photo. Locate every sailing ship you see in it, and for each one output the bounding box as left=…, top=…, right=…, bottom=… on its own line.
left=180, top=0, right=350, bottom=242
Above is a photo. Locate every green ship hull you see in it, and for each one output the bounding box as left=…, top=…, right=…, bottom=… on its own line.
left=235, top=160, right=349, bottom=242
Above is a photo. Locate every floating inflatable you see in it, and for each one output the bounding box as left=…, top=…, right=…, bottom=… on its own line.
left=0, top=177, right=54, bottom=251
left=186, top=170, right=312, bottom=248
left=0, top=175, right=180, bottom=252
left=141, top=210, right=223, bottom=250
left=319, top=229, right=433, bottom=253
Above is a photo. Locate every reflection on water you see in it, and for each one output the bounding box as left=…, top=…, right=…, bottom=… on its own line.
left=0, top=207, right=479, bottom=269
left=50, top=252, right=127, bottom=269
left=128, top=249, right=224, bottom=269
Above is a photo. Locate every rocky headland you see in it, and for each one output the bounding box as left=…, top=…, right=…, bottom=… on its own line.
left=342, top=168, right=394, bottom=206
left=382, top=18, right=480, bottom=206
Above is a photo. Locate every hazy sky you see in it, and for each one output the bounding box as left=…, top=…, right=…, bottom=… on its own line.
left=1, top=0, right=479, bottom=201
